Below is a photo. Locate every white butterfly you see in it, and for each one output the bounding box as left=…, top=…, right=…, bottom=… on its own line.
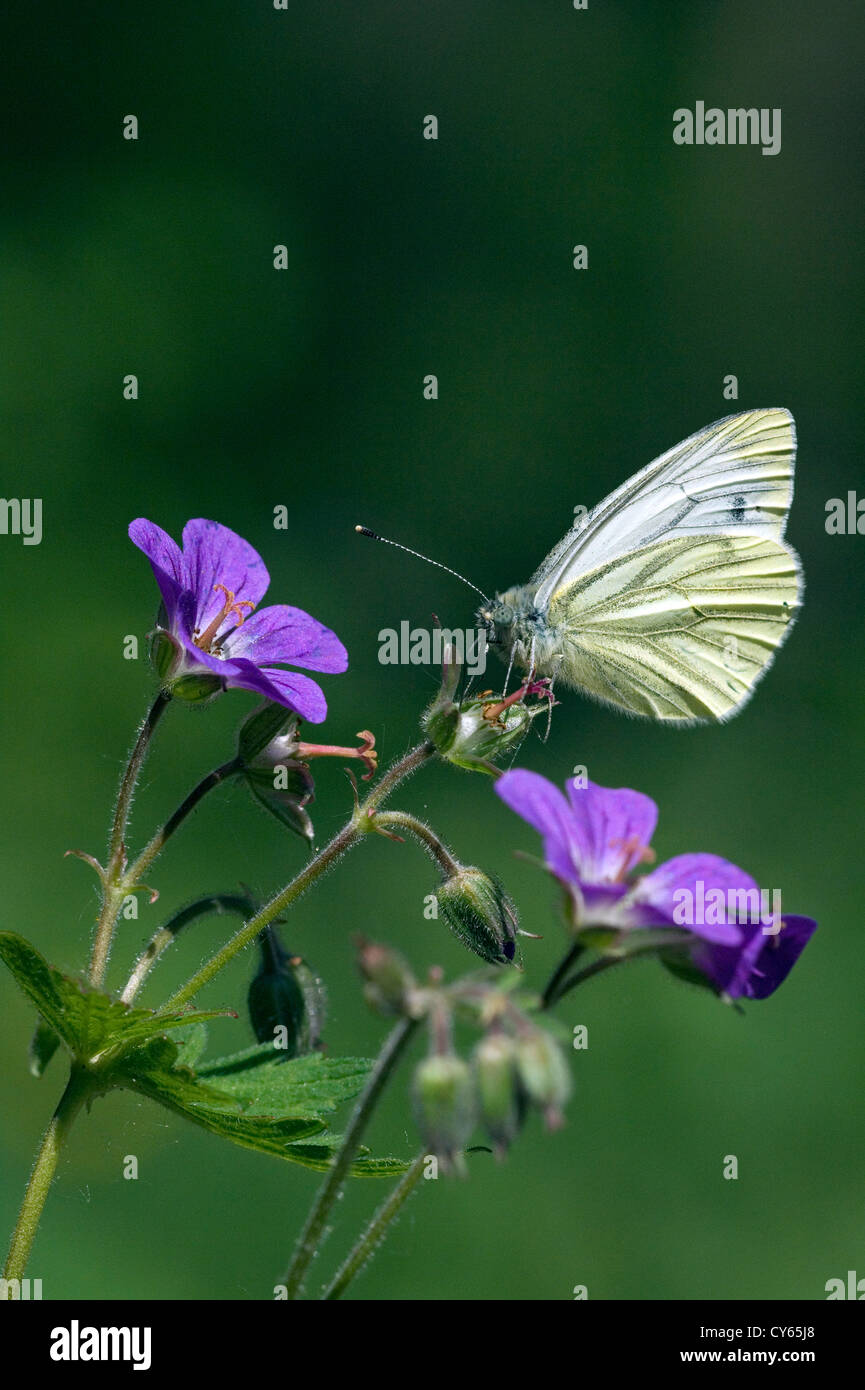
left=480, top=408, right=802, bottom=723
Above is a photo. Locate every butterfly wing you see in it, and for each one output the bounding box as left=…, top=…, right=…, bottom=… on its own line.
left=546, top=532, right=802, bottom=722
left=533, top=408, right=796, bottom=610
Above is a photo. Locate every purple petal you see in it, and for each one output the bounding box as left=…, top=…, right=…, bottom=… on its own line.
left=564, top=781, right=658, bottom=881
left=224, top=604, right=348, bottom=673
left=181, top=519, right=270, bottom=631
left=694, top=915, right=817, bottom=1000
left=629, top=853, right=755, bottom=944
left=169, top=640, right=328, bottom=723
left=129, top=518, right=185, bottom=620
left=495, top=769, right=583, bottom=886
left=247, top=666, right=328, bottom=723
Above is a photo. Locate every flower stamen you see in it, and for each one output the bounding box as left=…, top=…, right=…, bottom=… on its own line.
left=194, top=583, right=256, bottom=652
left=608, top=834, right=656, bottom=882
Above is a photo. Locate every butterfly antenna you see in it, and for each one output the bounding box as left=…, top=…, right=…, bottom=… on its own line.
left=355, top=525, right=489, bottom=602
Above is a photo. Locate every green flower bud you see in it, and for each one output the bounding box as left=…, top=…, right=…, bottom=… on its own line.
left=149, top=627, right=183, bottom=683
left=412, top=1053, right=476, bottom=1172
left=238, top=702, right=300, bottom=762
left=355, top=937, right=417, bottom=1016
left=515, top=1027, right=572, bottom=1131
left=473, top=1030, right=522, bottom=1157
left=247, top=927, right=326, bottom=1056
left=422, top=657, right=549, bottom=774
left=436, top=867, right=519, bottom=965
left=169, top=671, right=224, bottom=704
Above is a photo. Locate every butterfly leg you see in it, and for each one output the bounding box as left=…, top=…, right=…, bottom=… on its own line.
left=541, top=658, right=563, bottom=743
left=502, top=645, right=516, bottom=697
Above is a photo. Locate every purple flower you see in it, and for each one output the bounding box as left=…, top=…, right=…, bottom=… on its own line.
left=495, top=771, right=817, bottom=998
left=496, top=771, right=740, bottom=945
left=129, top=518, right=347, bottom=723
left=690, top=914, right=817, bottom=1000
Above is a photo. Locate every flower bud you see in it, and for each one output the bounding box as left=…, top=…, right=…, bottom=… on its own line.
left=412, top=1053, right=476, bottom=1173
left=436, top=867, right=519, bottom=965
left=514, top=1027, right=572, bottom=1130
left=247, top=927, right=326, bottom=1056
left=422, top=657, right=549, bottom=774
left=355, top=936, right=417, bottom=1016
left=149, top=627, right=183, bottom=683
left=473, top=1030, right=522, bottom=1156
left=169, top=671, right=225, bottom=703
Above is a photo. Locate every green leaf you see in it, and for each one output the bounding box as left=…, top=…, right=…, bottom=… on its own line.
left=0, top=931, right=232, bottom=1066
left=120, top=1037, right=408, bottom=1173
left=199, top=1051, right=373, bottom=1118
left=173, top=1021, right=209, bottom=1070
left=282, top=1139, right=411, bottom=1176
left=28, top=1020, right=61, bottom=1077
left=196, top=1040, right=287, bottom=1076
left=117, top=1037, right=328, bottom=1156
left=0, top=931, right=76, bottom=1048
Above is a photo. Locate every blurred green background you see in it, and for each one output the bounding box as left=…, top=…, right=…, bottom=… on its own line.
left=1, top=1, right=863, bottom=1301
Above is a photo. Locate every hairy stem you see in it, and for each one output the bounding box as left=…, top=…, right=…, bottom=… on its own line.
left=89, top=691, right=171, bottom=986
left=161, top=741, right=437, bottom=1012
left=321, top=1150, right=426, bottom=1300
left=541, top=941, right=586, bottom=1009
left=121, top=892, right=254, bottom=1004
left=372, top=810, right=460, bottom=876
left=546, top=940, right=669, bottom=1006
left=126, top=756, right=243, bottom=887
left=282, top=1017, right=420, bottom=1300
left=2, top=1068, right=92, bottom=1288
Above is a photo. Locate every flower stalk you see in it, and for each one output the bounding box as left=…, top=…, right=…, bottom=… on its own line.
left=88, top=691, right=172, bottom=987
left=3, top=1067, right=94, bottom=1289
left=321, top=1151, right=427, bottom=1300
left=282, top=1016, right=421, bottom=1300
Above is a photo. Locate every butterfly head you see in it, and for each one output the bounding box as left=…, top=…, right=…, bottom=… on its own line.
left=478, top=587, right=550, bottom=669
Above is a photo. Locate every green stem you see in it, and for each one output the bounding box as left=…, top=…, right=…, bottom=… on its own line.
left=541, top=941, right=586, bottom=1009
left=2, top=1068, right=92, bottom=1288
left=321, top=1150, right=426, bottom=1300
left=372, top=810, right=460, bottom=876
left=546, top=941, right=669, bottom=1007
left=121, top=892, right=254, bottom=1005
left=125, top=756, right=243, bottom=889
left=361, top=740, right=435, bottom=813
left=161, top=819, right=360, bottom=1012
left=161, top=741, right=436, bottom=1012
left=282, top=1016, right=420, bottom=1300
left=89, top=691, right=172, bottom=986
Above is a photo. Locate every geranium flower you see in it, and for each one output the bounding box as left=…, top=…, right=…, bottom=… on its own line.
left=690, top=914, right=817, bottom=1000
left=495, top=771, right=816, bottom=997
left=129, top=518, right=347, bottom=722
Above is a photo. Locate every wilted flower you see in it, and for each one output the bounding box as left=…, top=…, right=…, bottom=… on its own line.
left=247, top=926, right=326, bottom=1056
left=513, top=1026, right=572, bottom=1131
left=237, top=703, right=377, bottom=843
left=412, top=1053, right=476, bottom=1173
left=130, top=517, right=347, bottom=721
left=472, top=1030, right=522, bottom=1156
left=355, top=936, right=418, bottom=1016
